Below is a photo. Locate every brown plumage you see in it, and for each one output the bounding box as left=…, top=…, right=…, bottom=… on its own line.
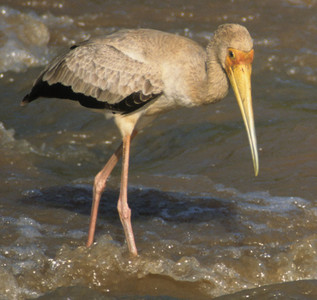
left=22, top=24, right=259, bottom=256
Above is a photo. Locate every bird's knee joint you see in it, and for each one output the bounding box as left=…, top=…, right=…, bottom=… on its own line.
left=94, top=173, right=107, bottom=194
left=117, top=204, right=131, bottom=220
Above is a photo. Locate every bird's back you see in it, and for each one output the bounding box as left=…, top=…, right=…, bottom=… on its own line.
left=22, top=28, right=207, bottom=114
left=101, top=29, right=208, bottom=110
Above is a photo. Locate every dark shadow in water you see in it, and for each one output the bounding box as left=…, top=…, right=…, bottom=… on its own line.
left=20, top=184, right=236, bottom=226
left=33, top=279, right=317, bottom=300
left=35, top=284, right=178, bottom=300
left=214, top=279, right=317, bottom=300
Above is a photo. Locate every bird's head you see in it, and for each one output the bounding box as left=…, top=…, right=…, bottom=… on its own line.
left=212, top=24, right=259, bottom=176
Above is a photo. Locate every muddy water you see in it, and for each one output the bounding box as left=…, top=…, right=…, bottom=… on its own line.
left=0, top=0, right=316, bottom=299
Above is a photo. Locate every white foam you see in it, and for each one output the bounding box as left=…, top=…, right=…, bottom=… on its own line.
left=214, top=184, right=310, bottom=214
left=0, top=6, right=51, bottom=72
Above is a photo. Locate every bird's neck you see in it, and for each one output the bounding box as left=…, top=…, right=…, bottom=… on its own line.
left=203, top=47, right=229, bottom=103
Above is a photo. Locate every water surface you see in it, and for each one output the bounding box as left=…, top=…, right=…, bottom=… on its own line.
left=0, top=0, right=316, bottom=299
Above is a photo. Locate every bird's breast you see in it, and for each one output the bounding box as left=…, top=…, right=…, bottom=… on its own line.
left=142, top=92, right=194, bottom=117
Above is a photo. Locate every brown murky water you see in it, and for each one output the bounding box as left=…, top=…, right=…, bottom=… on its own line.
left=0, top=0, right=316, bottom=299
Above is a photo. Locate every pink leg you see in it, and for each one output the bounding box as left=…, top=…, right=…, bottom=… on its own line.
left=86, top=143, right=122, bottom=247
left=117, top=134, right=138, bottom=256
left=86, top=130, right=137, bottom=248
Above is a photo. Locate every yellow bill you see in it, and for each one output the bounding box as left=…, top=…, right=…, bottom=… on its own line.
left=225, top=48, right=259, bottom=176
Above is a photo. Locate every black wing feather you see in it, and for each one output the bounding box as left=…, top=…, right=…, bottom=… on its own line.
left=21, top=79, right=162, bottom=114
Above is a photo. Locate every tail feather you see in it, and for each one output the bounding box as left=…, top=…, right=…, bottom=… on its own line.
left=21, top=78, right=43, bottom=106
left=21, top=94, right=32, bottom=106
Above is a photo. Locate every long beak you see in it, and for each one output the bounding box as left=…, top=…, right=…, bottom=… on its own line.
left=226, top=51, right=259, bottom=176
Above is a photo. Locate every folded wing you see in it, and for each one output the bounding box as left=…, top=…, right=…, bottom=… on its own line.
left=22, top=35, right=164, bottom=114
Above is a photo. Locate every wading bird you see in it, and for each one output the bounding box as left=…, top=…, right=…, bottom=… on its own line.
left=22, top=24, right=259, bottom=256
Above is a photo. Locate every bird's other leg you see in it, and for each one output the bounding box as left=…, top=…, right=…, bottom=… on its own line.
left=86, top=130, right=137, bottom=247
left=86, top=143, right=122, bottom=247
left=118, top=134, right=138, bottom=256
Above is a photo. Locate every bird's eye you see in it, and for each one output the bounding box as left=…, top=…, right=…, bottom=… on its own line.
left=228, top=50, right=235, bottom=58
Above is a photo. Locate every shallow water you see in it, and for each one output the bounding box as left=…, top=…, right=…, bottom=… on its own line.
left=0, top=0, right=316, bottom=299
